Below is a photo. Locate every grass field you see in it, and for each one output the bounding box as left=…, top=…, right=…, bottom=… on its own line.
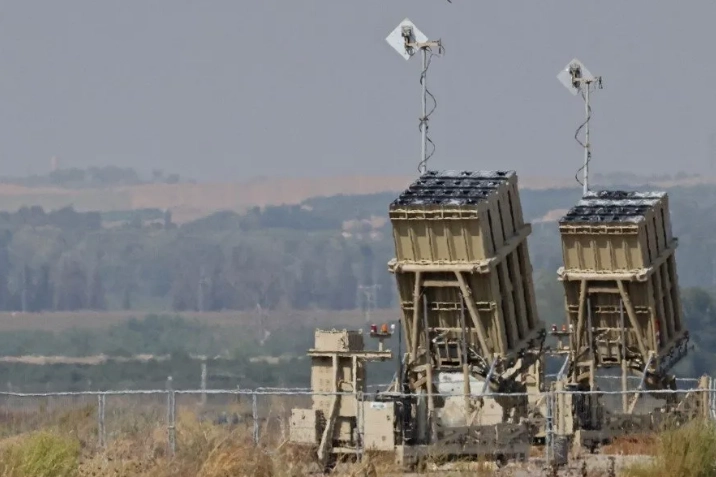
left=0, top=176, right=419, bottom=223
left=0, top=313, right=713, bottom=475
left=0, top=393, right=713, bottom=477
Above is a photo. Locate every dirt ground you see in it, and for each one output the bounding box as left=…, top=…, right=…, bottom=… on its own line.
left=323, top=454, right=652, bottom=476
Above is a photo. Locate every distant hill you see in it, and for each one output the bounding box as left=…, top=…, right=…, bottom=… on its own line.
left=2, top=172, right=716, bottom=223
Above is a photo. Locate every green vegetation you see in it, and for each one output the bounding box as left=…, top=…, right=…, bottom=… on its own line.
left=0, top=315, right=227, bottom=357
left=0, top=313, right=400, bottom=391
left=0, top=315, right=323, bottom=391
left=0, top=354, right=312, bottom=392
left=1, top=178, right=716, bottom=387
left=2, top=181, right=716, bottom=313
left=0, top=277, right=714, bottom=391
left=625, top=420, right=716, bottom=477
left=0, top=165, right=183, bottom=188
left=0, top=431, right=80, bottom=477
left=0, top=403, right=378, bottom=477
left=100, top=208, right=167, bottom=224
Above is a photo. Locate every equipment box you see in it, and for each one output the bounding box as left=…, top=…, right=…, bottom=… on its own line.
left=362, top=401, right=395, bottom=451
left=289, top=408, right=318, bottom=444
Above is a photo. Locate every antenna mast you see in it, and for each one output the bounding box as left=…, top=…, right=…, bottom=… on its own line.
left=558, top=59, right=603, bottom=196
left=386, top=19, right=444, bottom=174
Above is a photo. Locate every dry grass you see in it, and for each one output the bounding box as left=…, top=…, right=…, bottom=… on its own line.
left=529, top=445, right=545, bottom=458
left=0, top=400, right=520, bottom=477
left=623, top=419, right=716, bottom=477
left=0, top=431, right=80, bottom=477
left=600, top=434, right=658, bottom=456
left=0, top=399, right=394, bottom=477
left=4, top=398, right=708, bottom=477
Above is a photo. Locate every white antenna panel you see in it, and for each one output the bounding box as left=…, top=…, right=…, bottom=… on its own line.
left=386, top=18, right=429, bottom=61
left=557, top=58, right=595, bottom=95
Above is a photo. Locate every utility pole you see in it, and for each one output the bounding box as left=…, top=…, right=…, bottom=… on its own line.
left=197, top=266, right=208, bottom=312
left=358, top=284, right=380, bottom=324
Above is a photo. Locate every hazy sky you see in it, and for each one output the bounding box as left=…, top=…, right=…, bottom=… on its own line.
left=1, top=1, right=715, bottom=183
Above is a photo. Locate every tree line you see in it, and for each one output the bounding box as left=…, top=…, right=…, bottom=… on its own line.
left=0, top=165, right=184, bottom=189
left=1, top=183, right=716, bottom=313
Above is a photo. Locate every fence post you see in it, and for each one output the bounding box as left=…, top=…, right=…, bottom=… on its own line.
left=544, top=390, right=553, bottom=467
left=357, top=390, right=364, bottom=462
left=708, top=377, right=712, bottom=419
left=252, top=392, right=259, bottom=446
left=97, top=394, right=106, bottom=449
left=200, top=359, right=207, bottom=407
left=166, top=377, right=176, bottom=457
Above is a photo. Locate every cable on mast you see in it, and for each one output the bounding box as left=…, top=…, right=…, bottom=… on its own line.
left=387, top=19, right=444, bottom=175
left=557, top=59, right=603, bottom=196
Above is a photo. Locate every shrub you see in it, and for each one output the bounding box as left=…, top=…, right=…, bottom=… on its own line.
left=625, top=419, right=716, bottom=477
left=0, top=431, right=80, bottom=477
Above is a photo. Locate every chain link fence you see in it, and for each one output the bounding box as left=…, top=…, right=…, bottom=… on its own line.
left=0, top=383, right=713, bottom=468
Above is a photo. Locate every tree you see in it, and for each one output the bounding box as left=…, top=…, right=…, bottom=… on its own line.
left=122, top=287, right=132, bottom=310
left=163, top=210, right=173, bottom=229
left=359, top=245, right=375, bottom=286
left=34, top=264, right=52, bottom=312
left=55, top=258, right=88, bottom=311
left=0, top=246, right=9, bottom=311
left=328, top=254, right=357, bottom=310
left=88, top=268, right=107, bottom=310
left=20, top=265, right=32, bottom=312
left=376, top=269, right=395, bottom=309
left=208, top=262, right=232, bottom=311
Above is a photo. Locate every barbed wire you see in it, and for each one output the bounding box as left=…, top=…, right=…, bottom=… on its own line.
left=0, top=382, right=709, bottom=399
left=1, top=384, right=714, bottom=466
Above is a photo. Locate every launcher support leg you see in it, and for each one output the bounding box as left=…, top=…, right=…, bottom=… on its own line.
left=481, top=358, right=499, bottom=395
left=621, top=357, right=629, bottom=413
left=422, top=293, right=436, bottom=443
left=455, top=272, right=491, bottom=356
left=589, top=360, right=598, bottom=425
left=467, top=358, right=499, bottom=426
left=586, top=297, right=598, bottom=425
left=620, top=299, right=628, bottom=413
left=617, top=281, right=649, bottom=360
left=459, top=294, right=471, bottom=419
left=556, top=355, right=570, bottom=382
left=573, top=280, right=587, bottom=382
left=411, top=272, right=423, bottom=362
left=462, top=363, right=471, bottom=422
left=628, top=353, right=655, bottom=414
